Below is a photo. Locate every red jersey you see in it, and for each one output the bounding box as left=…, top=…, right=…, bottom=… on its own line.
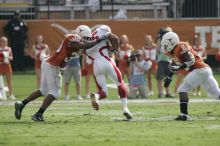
left=47, top=34, right=81, bottom=68
left=171, top=42, right=208, bottom=70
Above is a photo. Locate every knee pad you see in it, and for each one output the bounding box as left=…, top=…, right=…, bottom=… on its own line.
left=179, top=92, right=189, bottom=103
left=118, top=84, right=128, bottom=98
left=98, top=91, right=107, bottom=99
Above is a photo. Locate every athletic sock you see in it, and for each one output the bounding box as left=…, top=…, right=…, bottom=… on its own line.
left=22, top=99, right=28, bottom=106
left=180, top=102, right=188, bottom=115
left=37, top=108, right=45, bottom=115
left=121, top=98, right=128, bottom=111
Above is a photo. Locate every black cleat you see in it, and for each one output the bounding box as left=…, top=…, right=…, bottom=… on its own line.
left=123, top=112, right=133, bottom=120
left=174, top=114, right=191, bottom=121
left=32, top=113, right=44, bottom=122
left=15, top=101, right=24, bottom=120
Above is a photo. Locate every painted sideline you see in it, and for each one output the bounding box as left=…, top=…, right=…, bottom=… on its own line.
left=0, top=98, right=219, bottom=106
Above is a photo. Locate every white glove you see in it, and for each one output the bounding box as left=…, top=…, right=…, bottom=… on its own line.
left=169, top=65, right=180, bottom=72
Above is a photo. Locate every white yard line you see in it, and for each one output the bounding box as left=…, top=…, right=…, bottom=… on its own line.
left=0, top=98, right=219, bottom=106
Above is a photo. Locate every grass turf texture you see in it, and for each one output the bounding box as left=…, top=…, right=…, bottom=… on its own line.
left=0, top=73, right=220, bottom=146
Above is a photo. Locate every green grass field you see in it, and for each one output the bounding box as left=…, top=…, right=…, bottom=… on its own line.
left=0, top=73, right=220, bottom=146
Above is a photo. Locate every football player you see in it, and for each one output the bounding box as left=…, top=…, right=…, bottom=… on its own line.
left=161, top=32, right=220, bottom=121
left=79, top=24, right=132, bottom=120
left=14, top=25, right=105, bottom=121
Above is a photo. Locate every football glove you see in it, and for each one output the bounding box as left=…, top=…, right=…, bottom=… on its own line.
left=169, top=63, right=187, bottom=73
left=169, top=65, right=180, bottom=73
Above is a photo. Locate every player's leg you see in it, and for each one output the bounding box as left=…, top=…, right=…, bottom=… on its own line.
left=90, top=73, right=107, bottom=110
left=14, top=61, right=47, bottom=120
left=202, top=68, right=220, bottom=99
left=107, top=60, right=132, bottom=119
left=32, top=63, right=61, bottom=121
left=176, top=69, right=204, bottom=120
left=15, top=90, right=42, bottom=120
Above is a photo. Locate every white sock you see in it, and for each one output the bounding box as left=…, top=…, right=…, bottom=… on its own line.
left=121, top=98, right=128, bottom=111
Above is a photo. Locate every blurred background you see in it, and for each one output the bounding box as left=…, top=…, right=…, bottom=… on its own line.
left=0, top=0, right=219, bottom=70
left=0, top=0, right=218, bottom=20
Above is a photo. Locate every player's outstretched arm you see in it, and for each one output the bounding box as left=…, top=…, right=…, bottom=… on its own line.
left=69, top=35, right=108, bottom=50
left=68, top=40, right=97, bottom=49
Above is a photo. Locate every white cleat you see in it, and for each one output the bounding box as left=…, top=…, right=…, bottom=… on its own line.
left=123, top=109, right=133, bottom=120
left=90, top=93, right=99, bottom=111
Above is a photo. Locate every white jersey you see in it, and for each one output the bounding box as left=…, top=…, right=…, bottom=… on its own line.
left=85, top=26, right=110, bottom=60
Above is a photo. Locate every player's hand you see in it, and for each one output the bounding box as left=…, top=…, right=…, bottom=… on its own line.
left=164, top=76, right=172, bottom=88
left=169, top=65, right=180, bottom=73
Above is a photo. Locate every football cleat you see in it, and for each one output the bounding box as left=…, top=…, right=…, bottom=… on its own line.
left=123, top=109, right=133, bottom=120
left=174, top=114, right=191, bottom=121
left=15, top=101, right=24, bottom=120
left=90, top=93, right=99, bottom=111
left=123, top=112, right=133, bottom=120
left=32, top=113, right=44, bottom=122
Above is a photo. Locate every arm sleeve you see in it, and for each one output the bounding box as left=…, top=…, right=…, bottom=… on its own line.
left=181, top=51, right=195, bottom=68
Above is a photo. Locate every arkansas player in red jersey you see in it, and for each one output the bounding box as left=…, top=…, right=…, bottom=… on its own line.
left=161, top=32, right=220, bottom=121
left=14, top=25, right=105, bottom=121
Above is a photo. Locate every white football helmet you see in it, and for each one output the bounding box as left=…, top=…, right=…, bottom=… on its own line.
left=99, top=25, right=111, bottom=33
left=161, top=32, right=180, bottom=52
left=75, top=25, right=92, bottom=38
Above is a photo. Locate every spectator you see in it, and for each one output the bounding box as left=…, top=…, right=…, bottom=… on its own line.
left=155, top=27, right=173, bottom=98
left=142, top=35, right=157, bottom=96
left=63, top=55, right=83, bottom=101
left=128, top=50, right=151, bottom=99
left=116, top=34, right=134, bottom=82
left=113, top=9, right=127, bottom=19
left=31, top=35, right=50, bottom=89
left=192, top=34, right=207, bottom=96
left=81, top=54, right=93, bottom=98
left=4, top=10, right=28, bottom=71
left=0, top=36, right=15, bottom=99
